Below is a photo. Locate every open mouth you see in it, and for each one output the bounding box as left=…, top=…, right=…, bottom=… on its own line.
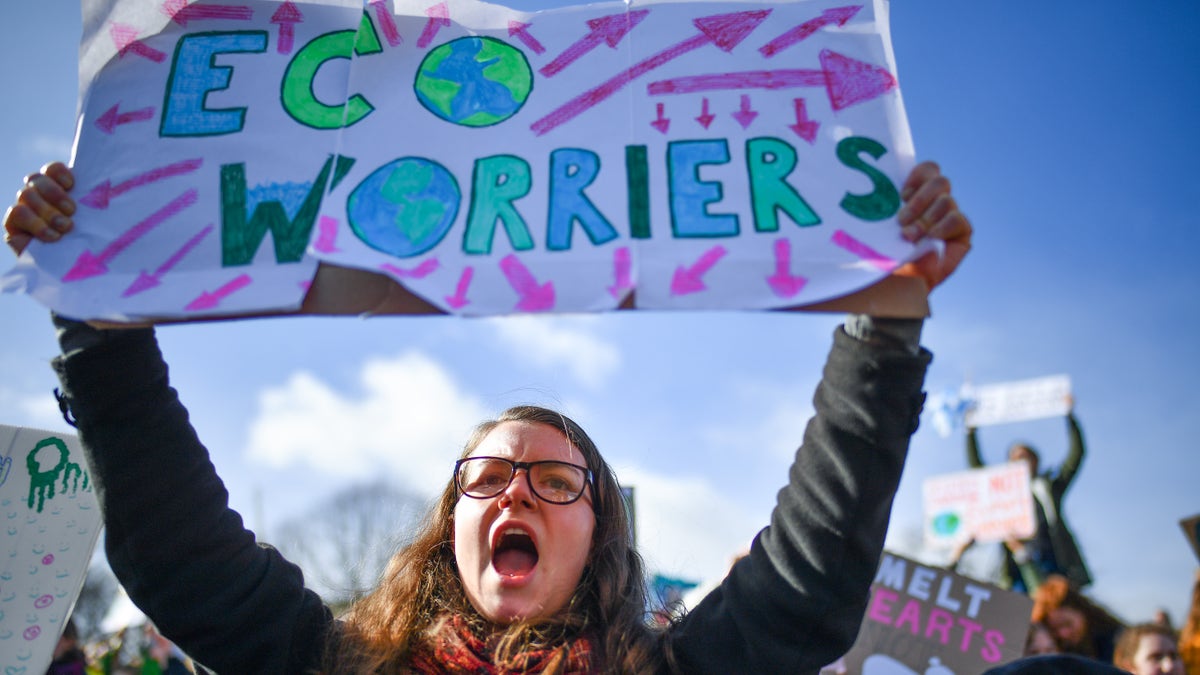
left=493, top=528, right=539, bottom=577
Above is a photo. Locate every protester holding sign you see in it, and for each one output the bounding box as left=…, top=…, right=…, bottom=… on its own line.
left=6, top=158, right=970, bottom=673
left=967, top=401, right=1092, bottom=592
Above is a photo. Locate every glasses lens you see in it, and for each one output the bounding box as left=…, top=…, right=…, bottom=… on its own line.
left=457, top=457, right=515, bottom=498
left=529, top=461, right=588, bottom=504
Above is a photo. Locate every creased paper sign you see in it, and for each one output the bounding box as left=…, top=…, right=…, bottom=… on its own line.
left=962, top=375, right=1072, bottom=428
left=839, top=552, right=1032, bottom=675
left=922, top=462, right=1036, bottom=550
left=0, top=424, right=103, bottom=675
left=2, top=0, right=931, bottom=321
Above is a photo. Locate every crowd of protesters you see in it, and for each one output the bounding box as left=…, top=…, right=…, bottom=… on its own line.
left=46, top=619, right=193, bottom=675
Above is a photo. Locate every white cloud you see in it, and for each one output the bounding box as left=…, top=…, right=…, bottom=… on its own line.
left=22, top=134, right=73, bottom=164
left=245, top=351, right=489, bottom=495
left=489, top=315, right=620, bottom=389
left=613, top=463, right=762, bottom=589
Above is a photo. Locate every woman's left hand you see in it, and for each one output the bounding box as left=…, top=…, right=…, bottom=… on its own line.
left=894, top=161, right=972, bottom=291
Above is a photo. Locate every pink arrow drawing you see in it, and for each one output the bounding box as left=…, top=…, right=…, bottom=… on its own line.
left=95, top=104, right=155, bottom=135
left=539, top=10, right=649, bottom=77
left=110, top=23, right=167, bottom=62
left=831, top=230, right=898, bottom=272
left=647, top=49, right=896, bottom=112
left=732, top=94, right=758, bottom=128
left=65, top=189, right=198, bottom=282
left=369, top=0, right=403, bottom=46
left=671, top=245, right=727, bottom=295
left=695, top=97, right=715, bottom=129
left=186, top=273, right=252, bottom=311
left=445, top=266, right=474, bottom=309
left=766, top=238, right=807, bottom=298
left=417, top=2, right=451, bottom=49
left=508, top=21, right=545, bottom=55
left=788, top=98, right=820, bottom=143
left=608, top=246, right=634, bottom=299
left=531, top=9, right=771, bottom=136
left=759, top=5, right=862, bottom=57
left=313, top=215, right=340, bottom=253
left=651, top=103, right=670, bottom=134
left=123, top=224, right=214, bottom=297
left=164, top=0, right=254, bottom=26
left=500, top=254, right=555, bottom=311
left=80, top=158, right=203, bottom=210
left=271, top=1, right=303, bottom=54
left=381, top=259, right=440, bottom=279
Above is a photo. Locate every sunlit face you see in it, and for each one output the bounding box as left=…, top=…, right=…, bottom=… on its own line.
left=1025, top=623, right=1060, bottom=656
left=453, top=421, right=595, bottom=624
left=1127, top=634, right=1184, bottom=675
left=1047, top=606, right=1087, bottom=646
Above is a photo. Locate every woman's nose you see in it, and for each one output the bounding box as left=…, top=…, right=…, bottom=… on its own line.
left=497, top=468, right=536, bottom=509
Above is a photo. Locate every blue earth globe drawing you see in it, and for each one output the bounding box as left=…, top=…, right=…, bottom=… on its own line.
left=346, top=157, right=461, bottom=258
left=414, top=36, right=532, bottom=127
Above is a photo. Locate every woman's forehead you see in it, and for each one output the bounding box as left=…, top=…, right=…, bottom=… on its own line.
left=470, top=420, right=584, bottom=463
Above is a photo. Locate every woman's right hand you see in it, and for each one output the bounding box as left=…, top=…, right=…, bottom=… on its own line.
left=4, top=161, right=76, bottom=256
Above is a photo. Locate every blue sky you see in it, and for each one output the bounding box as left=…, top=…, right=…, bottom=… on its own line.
left=2, top=0, right=1198, bottom=631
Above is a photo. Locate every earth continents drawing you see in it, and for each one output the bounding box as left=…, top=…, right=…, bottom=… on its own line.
left=346, top=37, right=532, bottom=257
left=414, top=36, right=533, bottom=127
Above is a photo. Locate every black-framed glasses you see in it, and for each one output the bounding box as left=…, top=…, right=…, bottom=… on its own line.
left=454, top=456, right=593, bottom=505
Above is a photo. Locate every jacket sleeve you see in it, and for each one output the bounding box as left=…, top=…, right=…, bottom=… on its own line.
left=51, top=317, right=332, bottom=674
left=1055, top=412, right=1085, bottom=490
left=667, top=324, right=931, bottom=674
left=966, top=427, right=984, bottom=468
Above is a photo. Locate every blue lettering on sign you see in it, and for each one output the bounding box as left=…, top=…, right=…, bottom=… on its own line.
left=546, top=148, right=617, bottom=251
left=668, top=139, right=739, bottom=238
left=161, top=31, right=269, bottom=137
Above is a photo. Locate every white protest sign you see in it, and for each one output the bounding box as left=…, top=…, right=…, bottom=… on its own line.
left=922, top=462, right=1035, bottom=549
left=962, top=375, right=1072, bottom=428
left=1, top=0, right=931, bottom=321
left=0, top=425, right=103, bottom=675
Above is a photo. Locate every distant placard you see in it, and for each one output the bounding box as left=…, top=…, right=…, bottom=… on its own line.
left=0, top=0, right=934, bottom=322
left=963, top=375, right=1071, bottom=428
left=840, top=551, right=1032, bottom=675
left=1181, top=513, right=1200, bottom=563
left=0, top=425, right=103, bottom=675
left=922, top=462, right=1035, bottom=549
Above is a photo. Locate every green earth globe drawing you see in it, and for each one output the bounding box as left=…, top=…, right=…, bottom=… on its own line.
left=414, top=36, right=533, bottom=127
left=346, top=157, right=461, bottom=258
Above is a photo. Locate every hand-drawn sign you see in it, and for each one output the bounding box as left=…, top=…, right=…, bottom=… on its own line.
left=2, top=0, right=930, bottom=323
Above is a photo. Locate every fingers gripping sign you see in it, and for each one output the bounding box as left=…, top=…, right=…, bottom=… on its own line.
left=4, top=161, right=76, bottom=255
left=894, top=161, right=972, bottom=291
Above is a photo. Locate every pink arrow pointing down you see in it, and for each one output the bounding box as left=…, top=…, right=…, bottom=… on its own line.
left=369, top=0, right=403, bottom=46
left=500, top=255, right=555, bottom=312
left=671, top=245, right=726, bottom=295
left=766, top=238, right=807, bottom=298
left=64, top=189, right=198, bottom=282
left=445, top=266, right=474, bottom=309
left=608, top=246, right=633, bottom=299
left=531, top=9, right=771, bottom=136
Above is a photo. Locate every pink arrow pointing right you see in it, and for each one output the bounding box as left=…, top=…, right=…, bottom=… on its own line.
left=539, top=10, right=649, bottom=77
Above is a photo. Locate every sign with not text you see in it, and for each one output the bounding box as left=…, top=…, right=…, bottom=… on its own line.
left=0, top=424, right=103, bottom=675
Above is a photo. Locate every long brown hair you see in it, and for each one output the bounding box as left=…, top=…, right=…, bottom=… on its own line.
left=325, top=405, right=670, bottom=673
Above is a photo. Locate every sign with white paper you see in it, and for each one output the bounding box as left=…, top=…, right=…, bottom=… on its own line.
left=1, top=0, right=930, bottom=321
left=963, top=375, right=1072, bottom=428
left=0, top=425, right=103, bottom=675
left=922, top=462, right=1035, bottom=549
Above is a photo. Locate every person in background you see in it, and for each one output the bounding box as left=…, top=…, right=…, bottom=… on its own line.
left=1025, top=621, right=1063, bottom=657
left=45, top=617, right=88, bottom=675
left=966, top=398, right=1092, bottom=593
left=1112, top=623, right=1185, bottom=675
left=1032, top=574, right=1125, bottom=663
left=1180, top=569, right=1200, bottom=675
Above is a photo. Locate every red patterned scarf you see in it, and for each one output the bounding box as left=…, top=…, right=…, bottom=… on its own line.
left=409, top=615, right=596, bottom=674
